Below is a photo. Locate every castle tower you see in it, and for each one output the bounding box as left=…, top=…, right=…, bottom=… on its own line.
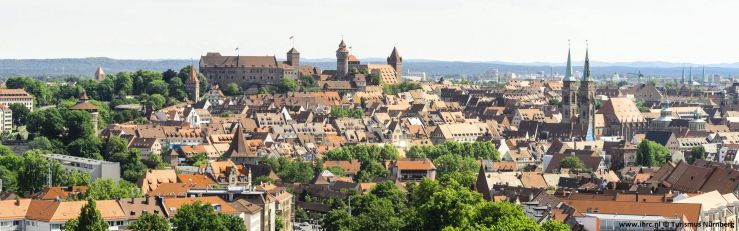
left=70, top=90, right=99, bottom=133
left=578, top=44, right=596, bottom=129
left=185, top=65, right=200, bottom=102
left=561, top=44, right=578, bottom=124
left=287, top=47, right=300, bottom=67
left=336, top=40, right=350, bottom=77
left=387, top=46, right=403, bottom=81
left=94, top=66, right=105, bottom=81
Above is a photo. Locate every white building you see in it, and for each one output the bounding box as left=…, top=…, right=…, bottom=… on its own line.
left=0, top=89, right=34, bottom=111
left=0, top=104, right=12, bottom=133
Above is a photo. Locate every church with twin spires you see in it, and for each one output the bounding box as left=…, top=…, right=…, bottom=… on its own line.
left=560, top=45, right=597, bottom=142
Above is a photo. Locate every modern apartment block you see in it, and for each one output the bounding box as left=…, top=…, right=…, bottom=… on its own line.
left=44, top=154, right=121, bottom=182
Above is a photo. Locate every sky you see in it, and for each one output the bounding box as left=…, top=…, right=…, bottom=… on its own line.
left=2, top=0, right=739, bottom=64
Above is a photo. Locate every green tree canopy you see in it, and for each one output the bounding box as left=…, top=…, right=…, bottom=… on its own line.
left=278, top=78, right=298, bottom=93
left=559, top=156, right=589, bottom=172
left=172, top=201, right=246, bottom=231
left=8, top=103, right=30, bottom=127
left=128, top=211, right=171, bottom=231
left=86, top=178, right=142, bottom=200
left=224, top=83, right=242, bottom=96
left=688, top=145, right=706, bottom=164
left=636, top=140, right=670, bottom=167
left=64, top=199, right=108, bottom=231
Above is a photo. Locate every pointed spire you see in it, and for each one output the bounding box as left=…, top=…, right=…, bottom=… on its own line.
left=681, top=66, right=685, bottom=84
left=689, top=67, right=693, bottom=83
left=187, top=65, right=199, bottom=83
left=582, top=41, right=592, bottom=81
left=224, top=123, right=249, bottom=159
left=339, top=39, right=347, bottom=48
left=79, top=89, right=89, bottom=101
left=389, top=46, right=400, bottom=60
left=95, top=66, right=105, bottom=81
left=565, top=41, right=576, bottom=81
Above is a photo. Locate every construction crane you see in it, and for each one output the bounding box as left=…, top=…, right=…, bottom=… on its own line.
left=626, top=71, right=645, bottom=84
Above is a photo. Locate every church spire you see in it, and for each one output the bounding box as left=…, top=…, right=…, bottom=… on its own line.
left=582, top=41, right=592, bottom=82
left=681, top=66, right=685, bottom=84
left=565, top=41, right=576, bottom=81
left=689, top=66, right=693, bottom=84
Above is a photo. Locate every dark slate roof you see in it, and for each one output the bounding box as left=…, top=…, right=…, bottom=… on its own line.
left=644, top=130, right=674, bottom=146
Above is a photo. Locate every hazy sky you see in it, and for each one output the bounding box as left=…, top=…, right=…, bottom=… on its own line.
left=2, top=0, right=738, bottom=63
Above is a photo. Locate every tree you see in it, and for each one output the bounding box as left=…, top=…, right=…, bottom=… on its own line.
left=636, top=101, right=651, bottom=112
left=8, top=103, right=30, bottom=127
left=258, top=86, right=270, bottom=94
left=688, top=145, right=706, bottom=164
left=64, top=199, right=108, bottom=231
left=6, top=77, right=51, bottom=106
left=560, top=156, right=589, bottom=172
left=276, top=216, right=285, bottom=231
left=167, top=78, right=188, bottom=101
left=356, top=197, right=404, bottom=230
left=147, top=80, right=169, bottom=96
left=224, top=83, right=242, bottom=96
left=189, top=153, right=208, bottom=167
left=114, top=72, right=134, bottom=95
left=18, top=151, right=55, bottom=195
left=66, top=137, right=103, bottom=160
left=172, top=201, right=246, bottom=231
left=86, top=178, right=142, bottom=200
left=28, top=136, right=56, bottom=152
left=636, top=140, right=670, bottom=167
left=278, top=78, right=298, bottom=93
left=327, top=166, right=346, bottom=177
left=27, top=108, right=65, bottom=139
left=370, top=73, right=381, bottom=85
left=541, top=220, right=570, bottom=231
left=128, top=211, right=171, bottom=231
left=0, top=144, right=14, bottom=156
left=433, top=154, right=478, bottom=180
left=323, top=208, right=359, bottom=231
left=103, top=136, right=129, bottom=160
left=63, top=110, right=96, bottom=142
left=547, top=98, right=561, bottom=106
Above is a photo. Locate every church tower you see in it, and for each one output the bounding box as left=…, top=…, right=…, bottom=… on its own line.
left=561, top=44, right=578, bottom=124
left=185, top=65, right=200, bottom=102
left=287, top=47, right=300, bottom=67
left=387, top=46, right=403, bottom=81
left=95, top=66, right=105, bottom=81
left=578, top=45, right=596, bottom=130
left=336, top=40, right=350, bottom=77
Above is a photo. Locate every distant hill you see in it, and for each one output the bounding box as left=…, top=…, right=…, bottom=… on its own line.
left=2, top=57, right=739, bottom=79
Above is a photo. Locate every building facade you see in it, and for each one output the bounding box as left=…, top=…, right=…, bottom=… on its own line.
left=0, top=89, right=34, bottom=111
left=199, top=51, right=299, bottom=91
left=44, top=154, right=121, bottom=182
